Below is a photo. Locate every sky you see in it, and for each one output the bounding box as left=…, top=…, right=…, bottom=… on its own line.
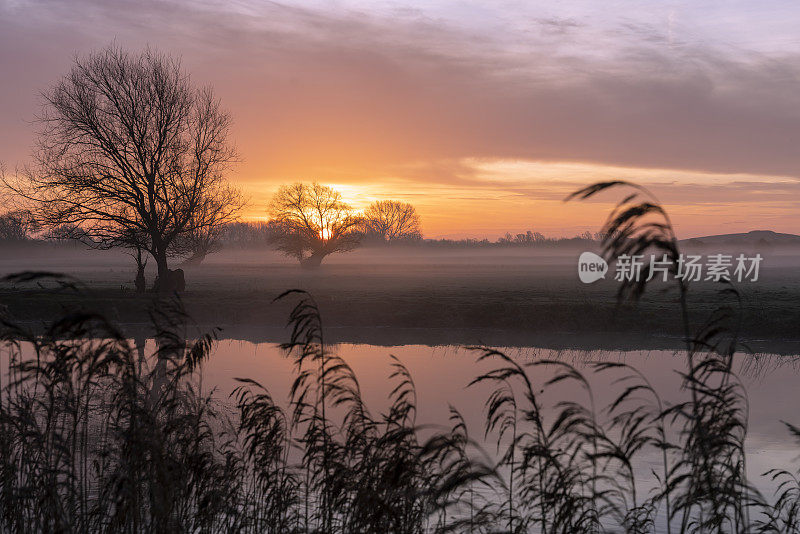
left=1, top=0, right=800, bottom=238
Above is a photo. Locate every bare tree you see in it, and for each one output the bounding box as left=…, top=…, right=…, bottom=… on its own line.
left=44, top=223, right=93, bottom=245
left=173, top=184, right=245, bottom=265
left=267, top=183, right=361, bottom=267
left=0, top=163, right=41, bottom=242
left=4, top=46, right=240, bottom=291
left=113, top=226, right=151, bottom=293
left=0, top=210, right=40, bottom=241
left=362, top=200, right=422, bottom=242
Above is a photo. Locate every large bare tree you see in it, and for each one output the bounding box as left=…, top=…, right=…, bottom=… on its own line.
left=5, top=46, right=240, bottom=290
left=267, top=183, right=361, bottom=267
left=362, top=200, right=422, bottom=242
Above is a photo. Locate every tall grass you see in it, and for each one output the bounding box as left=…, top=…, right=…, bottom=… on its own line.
left=0, top=182, right=797, bottom=532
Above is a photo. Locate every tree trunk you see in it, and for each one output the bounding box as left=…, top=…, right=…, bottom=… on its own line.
left=152, top=249, right=171, bottom=293
left=134, top=248, right=147, bottom=293
left=151, top=248, right=187, bottom=293
left=300, top=251, right=325, bottom=268
left=134, top=264, right=146, bottom=293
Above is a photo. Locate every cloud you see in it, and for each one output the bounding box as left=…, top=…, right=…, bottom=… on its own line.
left=0, top=2, right=798, bottom=166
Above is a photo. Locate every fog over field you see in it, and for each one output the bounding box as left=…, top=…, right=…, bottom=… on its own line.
left=2, top=242, right=799, bottom=353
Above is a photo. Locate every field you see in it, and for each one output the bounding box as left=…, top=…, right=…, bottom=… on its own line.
left=1, top=242, right=799, bottom=354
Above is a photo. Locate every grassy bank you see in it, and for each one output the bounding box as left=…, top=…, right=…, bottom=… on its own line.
left=0, top=258, right=798, bottom=353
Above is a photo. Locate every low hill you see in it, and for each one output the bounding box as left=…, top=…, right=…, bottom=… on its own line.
left=681, top=230, right=800, bottom=248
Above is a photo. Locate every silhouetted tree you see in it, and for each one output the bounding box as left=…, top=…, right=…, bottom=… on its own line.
left=0, top=210, right=39, bottom=241
left=267, top=183, right=361, bottom=268
left=4, top=46, right=239, bottom=291
left=44, top=223, right=93, bottom=245
left=0, top=165, right=39, bottom=241
left=173, top=184, right=245, bottom=265
left=115, top=226, right=151, bottom=293
left=219, top=221, right=276, bottom=248
left=134, top=247, right=148, bottom=293
left=361, top=200, right=422, bottom=242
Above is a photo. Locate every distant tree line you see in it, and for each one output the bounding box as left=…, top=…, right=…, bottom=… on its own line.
left=215, top=225, right=601, bottom=249
left=0, top=208, right=600, bottom=251
left=421, top=230, right=603, bottom=248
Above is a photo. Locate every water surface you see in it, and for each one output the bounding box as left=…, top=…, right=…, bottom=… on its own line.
left=199, top=340, right=800, bottom=502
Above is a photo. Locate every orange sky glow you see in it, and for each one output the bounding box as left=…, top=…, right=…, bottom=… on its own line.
left=238, top=160, right=800, bottom=239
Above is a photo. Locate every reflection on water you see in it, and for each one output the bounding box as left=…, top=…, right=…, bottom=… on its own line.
left=3, top=333, right=799, bottom=531
left=198, top=341, right=800, bottom=503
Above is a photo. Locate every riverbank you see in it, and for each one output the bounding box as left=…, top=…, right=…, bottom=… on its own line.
left=0, top=246, right=797, bottom=353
